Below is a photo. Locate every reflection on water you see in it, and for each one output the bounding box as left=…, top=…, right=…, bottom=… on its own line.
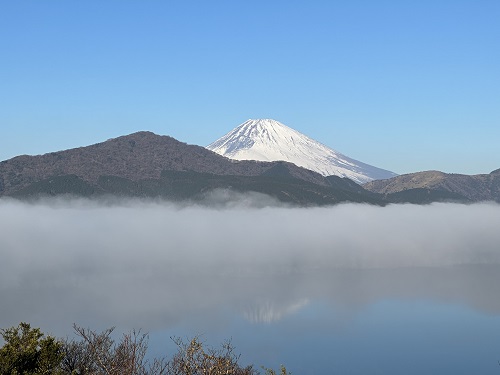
left=242, top=298, right=310, bottom=324
left=2, top=264, right=500, bottom=374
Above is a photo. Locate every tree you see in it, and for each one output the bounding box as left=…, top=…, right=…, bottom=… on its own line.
left=70, top=326, right=255, bottom=375
left=165, top=336, right=256, bottom=375
left=59, top=337, right=97, bottom=375
left=69, top=324, right=160, bottom=375
left=0, top=322, right=64, bottom=374
left=1, top=323, right=287, bottom=375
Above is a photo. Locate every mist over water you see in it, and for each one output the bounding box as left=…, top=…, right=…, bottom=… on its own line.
left=1, top=197, right=500, bottom=373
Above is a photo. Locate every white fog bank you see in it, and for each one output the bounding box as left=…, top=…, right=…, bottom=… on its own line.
left=1, top=198, right=499, bottom=333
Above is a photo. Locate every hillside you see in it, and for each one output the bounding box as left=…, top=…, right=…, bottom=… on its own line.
left=364, top=169, right=500, bottom=202
left=0, top=131, right=382, bottom=205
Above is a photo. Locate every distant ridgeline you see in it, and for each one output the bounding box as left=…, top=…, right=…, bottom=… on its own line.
left=0, top=131, right=498, bottom=205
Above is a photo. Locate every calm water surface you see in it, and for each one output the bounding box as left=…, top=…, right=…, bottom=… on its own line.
left=142, top=266, right=500, bottom=375
left=2, top=261, right=500, bottom=374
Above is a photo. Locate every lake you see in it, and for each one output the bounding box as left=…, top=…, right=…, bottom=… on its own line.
left=143, top=265, right=500, bottom=375
left=1, top=200, right=500, bottom=374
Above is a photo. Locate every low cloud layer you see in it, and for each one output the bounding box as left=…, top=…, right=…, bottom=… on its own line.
left=1, top=197, right=500, bottom=334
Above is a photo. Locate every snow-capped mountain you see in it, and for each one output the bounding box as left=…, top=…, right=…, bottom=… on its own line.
left=207, top=119, right=397, bottom=184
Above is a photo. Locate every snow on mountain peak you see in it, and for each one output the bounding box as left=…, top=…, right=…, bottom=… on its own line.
left=207, top=119, right=397, bottom=184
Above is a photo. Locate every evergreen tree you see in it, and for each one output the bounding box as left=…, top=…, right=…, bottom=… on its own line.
left=0, top=322, right=63, bottom=374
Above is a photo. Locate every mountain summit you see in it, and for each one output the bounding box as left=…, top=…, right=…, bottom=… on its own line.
left=207, top=119, right=397, bottom=184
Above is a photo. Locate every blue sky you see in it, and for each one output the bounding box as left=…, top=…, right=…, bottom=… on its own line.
left=1, top=1, right=499, bottom=175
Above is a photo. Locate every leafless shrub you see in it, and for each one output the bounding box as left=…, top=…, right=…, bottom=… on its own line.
left=70, top=324, right=168, bottom=375
left=68, top=326, right=258, bottom=375
left=165, top=336, right=257, bottom=375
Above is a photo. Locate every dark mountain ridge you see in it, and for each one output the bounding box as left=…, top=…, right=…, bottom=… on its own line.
left=363, top=170, right=500, bottom=203
left=0, top=132, right=324, bottom=194
left=0, top=132, right=382, bottom=205
left=2, top=131, right=497, bottom=205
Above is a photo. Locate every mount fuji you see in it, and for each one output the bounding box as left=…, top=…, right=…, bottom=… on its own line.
left=207, top=119, right=397, bottom=184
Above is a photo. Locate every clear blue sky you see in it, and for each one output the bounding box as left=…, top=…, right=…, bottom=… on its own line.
left=1, top=1, right=499, bottom=175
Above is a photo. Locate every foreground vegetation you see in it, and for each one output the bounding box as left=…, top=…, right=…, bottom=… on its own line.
left=0, top=322, right=290, bottom=375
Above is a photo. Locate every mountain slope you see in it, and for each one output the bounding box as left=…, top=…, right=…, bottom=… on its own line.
left=0, top=131, right=385, bottom=205
left=363, top=169, right=500, bottom=202
left=0, top=131, right=328, bottom=195
left=207, top=119, right=397, bottom=184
